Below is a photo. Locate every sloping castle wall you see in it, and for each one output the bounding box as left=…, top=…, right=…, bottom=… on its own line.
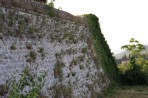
left=0, top=1, right=109, bottom=98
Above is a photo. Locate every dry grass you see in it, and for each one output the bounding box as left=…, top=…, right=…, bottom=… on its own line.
left=99, top=85, right=148, bottom=98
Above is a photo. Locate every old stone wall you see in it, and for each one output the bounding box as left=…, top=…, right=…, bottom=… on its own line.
left=0, top=7, right=109, bottom=98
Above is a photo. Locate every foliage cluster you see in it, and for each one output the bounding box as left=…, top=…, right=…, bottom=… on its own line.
left=53, top=84, right=73, bottom=98
left=84, top=14, right=119, bottom=82
left=0, top=84, right=8, bottom=96
left=8, top=65, right=47, bottom=98
left=30, top=51, right=37, bottom=62
left=47, top=0, right=55, bottom=17
left=119, top=38, right=148, bottom=85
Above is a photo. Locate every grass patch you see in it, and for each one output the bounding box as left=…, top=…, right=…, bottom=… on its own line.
left=98, top=85, right=148, bottom=98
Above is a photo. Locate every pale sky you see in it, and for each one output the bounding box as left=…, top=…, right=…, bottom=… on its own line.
left=49, top=0, right=148, bottom=54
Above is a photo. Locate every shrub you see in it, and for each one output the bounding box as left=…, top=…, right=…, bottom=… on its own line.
left=0, top=12, right=4, bottom=20
left=119, top=62, right=148, bottom=85
left=38, top=47, right=44, bottom=53
left=81, top=47, right=87, bottom=53
left=30, top=51, right=37, bottom=62
left=79, top=64, right=85, bottom=70
left=10, top=44, right=17, bottom=50
left=26, top=43, right=32, bottom=50
left=38, top=47, right=46, bottom=60
left=0, top=84, right=8, bottom=96
left=53, top=84, right=73, bottom=98
left=41, top=52, right=46, bottom=60
left=54, top=61, right=65, bottom=79
left=47, top=0, right=55, bottom=17
left=8, top=66, right=47, bottom=98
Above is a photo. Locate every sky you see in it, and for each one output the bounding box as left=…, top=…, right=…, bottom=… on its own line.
left=48, top=0, right=148, bottom=54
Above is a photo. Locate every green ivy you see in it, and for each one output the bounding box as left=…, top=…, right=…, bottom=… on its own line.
left=84, top=14, right=119, bottom=82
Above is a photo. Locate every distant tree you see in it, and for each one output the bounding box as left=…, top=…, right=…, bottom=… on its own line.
left=121, top=38, right=145, bottom=58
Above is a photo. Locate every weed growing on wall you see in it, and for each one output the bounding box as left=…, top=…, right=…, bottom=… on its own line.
left=47, top=0, right=55, bottom=17
left=54, top=61, right=65, bottom=79
left=30, top=51, right=37, bottom=62
left=8, top=65, right=47, bottom=98
left=10, top=44, right=17, bottom=50
left=53, top=84, right=73, bottom=98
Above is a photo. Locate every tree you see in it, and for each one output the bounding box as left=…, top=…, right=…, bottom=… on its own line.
left=120, top=38, right=147, bottom=85
left=121, top=38, right=145, bottom=58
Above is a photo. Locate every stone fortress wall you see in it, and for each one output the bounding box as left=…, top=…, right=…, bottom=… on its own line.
left=0, top=1, right=109, bottom=97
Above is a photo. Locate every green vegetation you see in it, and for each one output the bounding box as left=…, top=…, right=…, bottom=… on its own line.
left=47, top=0, right=55, bottom=17
left=81, top=47, right=87, bottom=53
left=30, top=51, right=37, bottom=62
left=38, top=47, right=46, bottom=60
left=84, top=14, right=119, bottom=82
left=38, top=47, right=44, bottom=53
left=50, top=32, right=78, bottom=44
left=10, top=44, right=17, bottom=50
left=8, top=66, right=47, bottom=98
left=53, top=61, right=65, bottom=79
left=18, top=19, right=25, bottom=33
left=118, top=38, right=148, bottom=85
left=0, top=84, right=8, bottom=96
left=98, top=85, right=148, bottom=98
left=53, top=84, right=73, bottom=98
left=0, top=10, right=4, bottom=20
left=26, top=43, right=32, bottom=50
left=79, top=64, right=85, bottom=70
left=29, top=27, right=36, bottom=34
left=70, top=55, right=85, bottom=66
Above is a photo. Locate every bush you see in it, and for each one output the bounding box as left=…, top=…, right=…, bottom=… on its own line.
left=119, top=62, right=147, bottom=85
left=47, top=0, right=55, bottom=17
